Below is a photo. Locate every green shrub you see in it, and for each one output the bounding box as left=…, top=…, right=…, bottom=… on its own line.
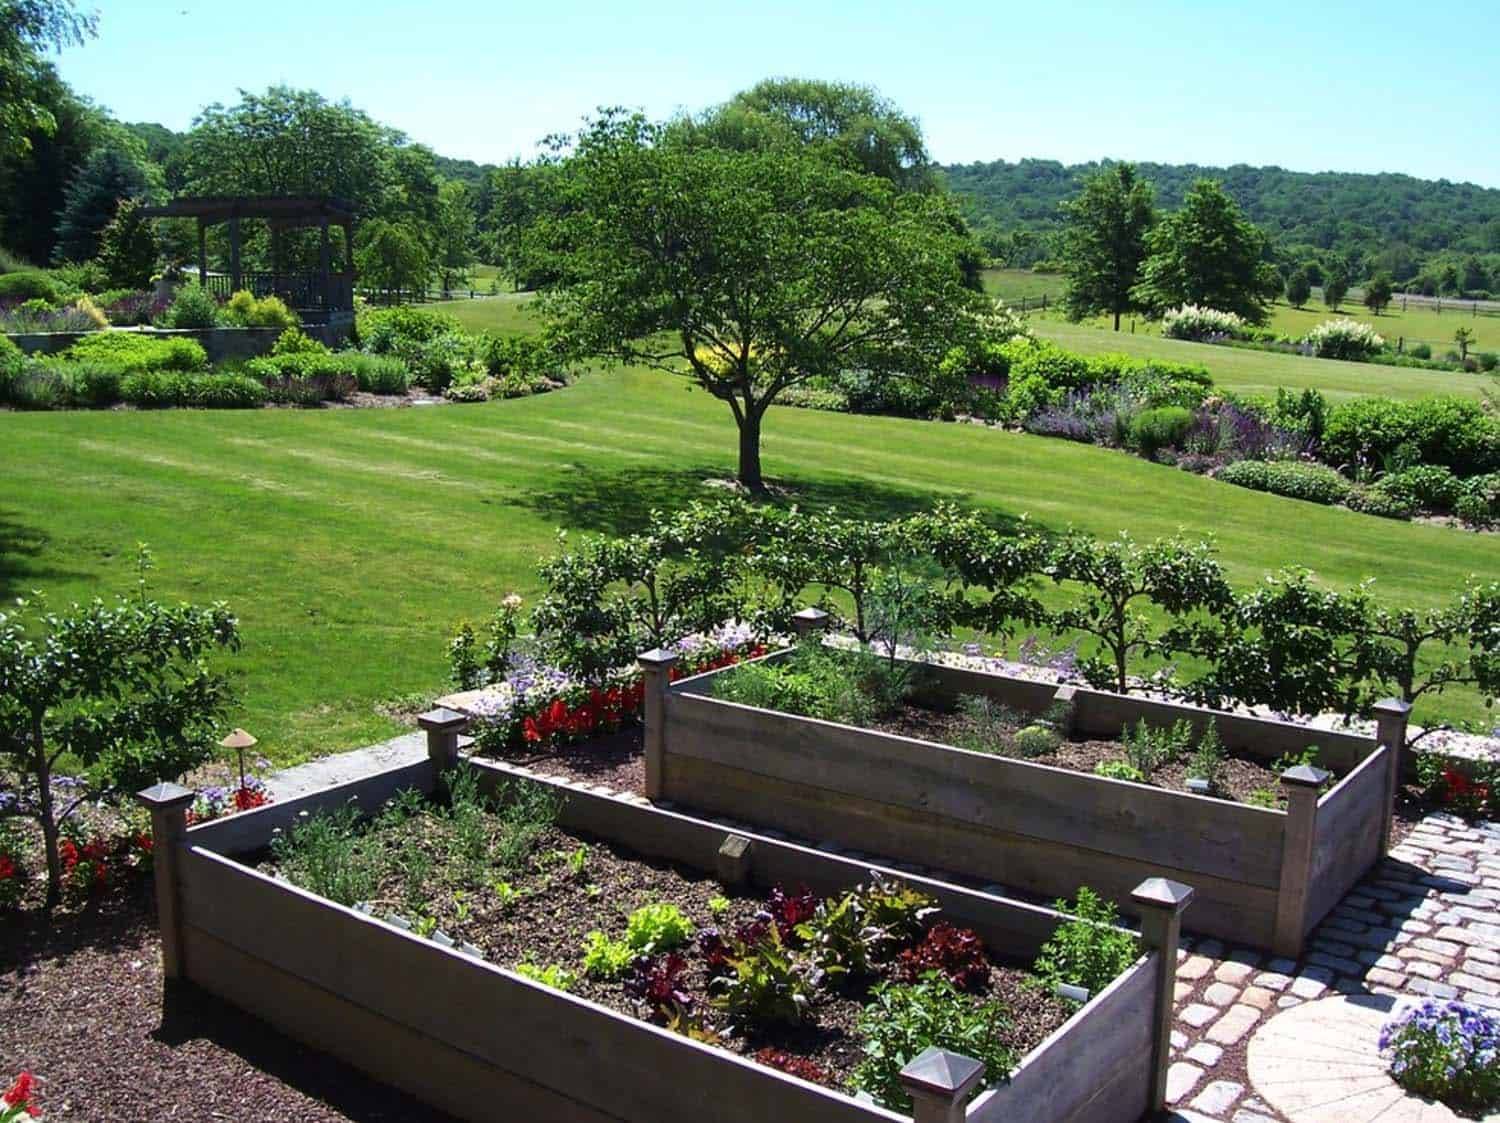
left=1129, top=406, right=1194, bottom=458
left=851, top=974, right=1015, bottom=1111
left=345, top=352, right=410, bottom=394
left=0, top=271, right=60, bottom=304
left=6, top=365, right=66, bottom=409
left=269, top=326, right=328, bottom=356
left=1161, top=304, right=1244, bottom=341
left=223, top=290, right=300, bottom=331
left=182, top=373, right=268, bottom=409
left=1345, top=485, right=1415, bottom=520
left=713, top=644, right=879, bottom=726
left=67, top=332, right=208, bottom=372
left=1375, top=464, right=1463, bottom=511
left=1303, top=318, right=1385, bottom=360
left=1409, top=342, right=1432, bottom=360
left=1323, top=396, right=1500, bottom=477
left=1032, top=887, right=1140, bottom=996
left=0, top=334, right=23, bottom=398
left=165, top=283, right=220, bottom=329
left=50, top=261, right=110, bottom=295
left=357, top=306, right=460, bottom=353
left=61, top=360, right=125, bottom=407
left=1216, top=459, right=1353, bottom=505
left=1014, top=724, right=1061, bottom=756
left=121, top=370, right=185, bottom=408
left=1457, top=492, right=1494, bottom=527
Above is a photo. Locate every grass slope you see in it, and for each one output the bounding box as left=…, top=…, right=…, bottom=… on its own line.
left=2, top=369, right=1493, bottom=764
left=1036, top=320, right=1489, bottom=401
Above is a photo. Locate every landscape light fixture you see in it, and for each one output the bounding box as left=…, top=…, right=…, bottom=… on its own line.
left=219, top=727, right=258, bottom=792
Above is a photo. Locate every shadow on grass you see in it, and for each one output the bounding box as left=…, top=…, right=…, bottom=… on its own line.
left=0, top=508, right=82, bottom=601
left=516, top=462, right=1039, bottom=539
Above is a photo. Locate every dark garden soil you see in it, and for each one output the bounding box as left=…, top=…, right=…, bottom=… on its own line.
left=254, top=804, right=1072, bottom=1095
left=0, top=884, right=457, bottom=1122
left=518, top=725, right=647, bottom=794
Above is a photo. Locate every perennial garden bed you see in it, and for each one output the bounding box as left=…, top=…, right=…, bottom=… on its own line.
left=142, top=745, right=1188, bottom=1123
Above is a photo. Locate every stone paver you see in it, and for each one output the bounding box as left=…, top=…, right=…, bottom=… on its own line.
left=1166, top=809, right=1500, bottom=1122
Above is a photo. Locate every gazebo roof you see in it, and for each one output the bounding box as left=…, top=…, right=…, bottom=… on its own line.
left=138, top=195, right=356, bottom=225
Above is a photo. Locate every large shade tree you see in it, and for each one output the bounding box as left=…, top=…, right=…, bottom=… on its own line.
left=0, top=0, right=95, bottom=158
left=1059, top=163, right=1156, bottom=330
left=529, top=111, right=982, bottom=491
left=1132, top=179, right=1273, bottom=323
left=51, top=145, right=148, bottom=262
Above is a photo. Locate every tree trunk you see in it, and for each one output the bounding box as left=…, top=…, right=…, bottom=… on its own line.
left=737, top=408, right=765, bottom=492
left=32, top=720, right=60, bottom=910
left=1113, top=309, right=1122, bottom=332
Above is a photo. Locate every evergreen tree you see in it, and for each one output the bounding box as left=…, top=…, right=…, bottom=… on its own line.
left=51, top=145, right=146, bottom=262
left=1059, top=163, right=1156, bottom=330
left=1132, top=180, right=1272, bottom=323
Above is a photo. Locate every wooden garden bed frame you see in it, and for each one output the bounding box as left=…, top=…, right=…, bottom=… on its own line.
left=136, top=721, right=1191, bottom=1123
left=639, top=630, right=1411, bottom=958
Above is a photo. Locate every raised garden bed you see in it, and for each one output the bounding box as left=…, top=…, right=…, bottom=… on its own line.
left=136, top=733, right=1192, bottom=1123
left=644, top=639, right=1413, bottom=957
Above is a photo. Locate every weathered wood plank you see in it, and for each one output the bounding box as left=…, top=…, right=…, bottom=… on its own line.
left=663, top=754, right=1279, bottom=946
left=179, top=848, right=902, bottom=1123
left=470, top=760, right=1067, bottom=954
left=182, top=925, right=625, bottom=1123
left=969, top=952, right=1154, bottom=1123
left=664, top=693, right=1284, bottom=887
left=1306, top=746, right=1389, bottom=930
left=186, top=758, right=435, bottom=857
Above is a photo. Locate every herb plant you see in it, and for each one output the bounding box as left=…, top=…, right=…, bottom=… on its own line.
left=269, top=804, right=377, bottom=907
left=626, top=902, right=695, bottom=953
left=581, top=930, right=635, bottom=979
left=1032, top=887, right=1140, bottom=997
left=851, top=974, right=1015, bottom=1111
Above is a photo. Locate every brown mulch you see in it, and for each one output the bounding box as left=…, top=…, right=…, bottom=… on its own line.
left=517, top=726, right=646, bottom=794
left=255, top=810, right=1070, bottom=1093
left=0, top=886, right=456, bottom=1122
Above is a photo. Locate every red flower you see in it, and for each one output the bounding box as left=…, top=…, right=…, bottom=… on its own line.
left=5, top=1070, right=36, bottom=1109
left=232, top=786, right=268, bottom=812
left=135, top=833, right=152, bottom=853
left=522, top=716, right=543, bottom=744
left=0, top=856, right=14, bottom=880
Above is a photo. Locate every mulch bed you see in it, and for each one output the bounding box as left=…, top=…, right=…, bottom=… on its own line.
left=0, top=885, right=456, bottom=1121
left=254, top=803, right=1071, bottom=1094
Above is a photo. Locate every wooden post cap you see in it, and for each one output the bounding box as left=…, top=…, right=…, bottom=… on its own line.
left=899, top=1046, right=985, bottom=1102
left=1131, top=877, right=1195, bottom=913
left=134, top=782, right=197, bottom=811
left=1280, top=763, right=1331, bottom=787
left=417, top=707, right=469, bottom=732
left=636, top=648, right=681, bottom=668
left=1372, top=698, right=1413, bottom=718
left=792, top=606, right=830, bottom=625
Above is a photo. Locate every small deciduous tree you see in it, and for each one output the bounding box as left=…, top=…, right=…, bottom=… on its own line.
left=1059, top=163, right=1156, bottom=331
left=1047, top=532, right=1233, bottom=694
left=0, top=551, right=239, bottom=907
left=1363, top=272, right=1394, bottom=315
left=1285, top=266, right=1312, bottom=309
left=1132, top=179, right=1272, bottom=324
left=529, top=111, right=981, bottom=491
left=93, top=196, right=157, bottom=288
left=1455, top=326, right=1476, bottom=362
left=1323, top=268, right=1349, bottom=311
left=356, top=218, right=432, bottom=303
left=432, top=179, right=476, bottom=293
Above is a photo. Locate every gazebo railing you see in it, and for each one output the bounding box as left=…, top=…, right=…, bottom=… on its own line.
left=203, top=272, right=354, bottom=312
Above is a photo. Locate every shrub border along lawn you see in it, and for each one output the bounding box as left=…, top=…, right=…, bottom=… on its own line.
left=645, top=643, right=1412, bottom=957
left=141, top=730, right=1187, bottom=1123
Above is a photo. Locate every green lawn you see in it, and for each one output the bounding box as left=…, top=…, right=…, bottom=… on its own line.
left=1267, top=299, right=1500, bottom=355
left=981, top=268, right=1066, bottom=306
left=1036, top=320, right=1490, bottom=401
left=2, top=368, right=1493, bottom=765
left=428, top=291, right=542, bottom=334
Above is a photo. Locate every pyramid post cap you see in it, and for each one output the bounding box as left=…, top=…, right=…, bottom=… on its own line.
left=898, top=1046, right=986, bottom=1100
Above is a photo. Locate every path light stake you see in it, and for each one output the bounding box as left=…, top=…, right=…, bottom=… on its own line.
left=219, top=728, right=257, bottom=793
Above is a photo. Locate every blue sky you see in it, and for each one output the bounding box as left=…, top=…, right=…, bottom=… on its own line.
left=58, top=0, right=1500, bottom=187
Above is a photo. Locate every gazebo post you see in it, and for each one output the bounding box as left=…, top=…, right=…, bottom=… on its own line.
left=319, top=218, right=332, bottom=311
left=196, top=219, right=207, bottom=286
left=270, top=224, right=282, bottom=299
left=228, top=212, right=242, bottom=295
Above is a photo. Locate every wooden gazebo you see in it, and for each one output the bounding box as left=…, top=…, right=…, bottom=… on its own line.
left=139, top=195, right=356, bottom=318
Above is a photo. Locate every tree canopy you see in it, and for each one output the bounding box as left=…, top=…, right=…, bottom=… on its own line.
left=528, top=111, right=982, bottom=490
left=1132, top=179, right=1272, bottom=323
left=50, top=145, right=148, bottom=263
left=1059, top=163, right=1156, bottom=330
left=0, top=0, right=95, bottom=157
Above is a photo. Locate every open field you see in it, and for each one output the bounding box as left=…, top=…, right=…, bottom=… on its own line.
left=1036, top=320, right=1492, bottom=401
left=981, top=267, right=1066, bottom=305
left=427, top=291, right=542, bottom=334
left=2, top=368, right=1493, bottom=764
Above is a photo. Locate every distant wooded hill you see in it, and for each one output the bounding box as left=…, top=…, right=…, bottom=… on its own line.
left=941, top=158, right=1500, bottom=283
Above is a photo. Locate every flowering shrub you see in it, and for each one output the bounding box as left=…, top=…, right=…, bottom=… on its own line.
left=1303, top=318, right=1385, bottom=361
left=1216, top=459, right=1353, bottom=506
left=896, top=923, right=990, bottom=991
left=1380, top=1000, right=1500, bottom=1113
left=1, top=1071, right=40, bottom=1119
left=1161, top=305, right=1245, bottom=342
left=0, top=830, right=26, bottom=910
left=1435, top=765, right=1494, bottom=818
